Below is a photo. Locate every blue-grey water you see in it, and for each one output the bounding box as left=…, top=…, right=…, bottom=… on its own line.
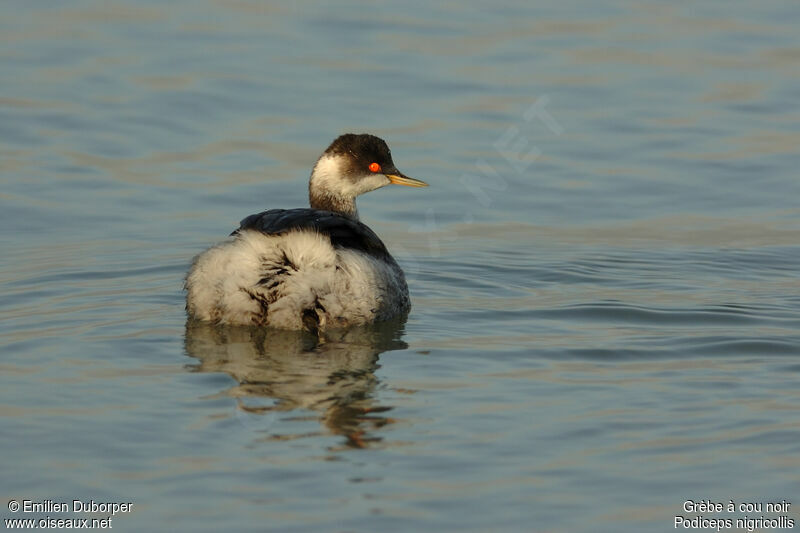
left=2, top=1, right=799, bottom=531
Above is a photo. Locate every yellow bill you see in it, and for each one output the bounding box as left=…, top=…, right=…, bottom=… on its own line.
left=386, top=174, right=429, bottom=187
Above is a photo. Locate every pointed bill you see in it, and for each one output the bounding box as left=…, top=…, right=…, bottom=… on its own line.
left=386, top=173, right=428, bottom=187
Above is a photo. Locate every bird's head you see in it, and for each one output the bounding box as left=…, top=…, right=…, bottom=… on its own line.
left=309, top=133, right=427, bottom=218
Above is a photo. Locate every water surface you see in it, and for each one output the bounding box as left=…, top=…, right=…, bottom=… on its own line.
left=2, top=1, right=800, bottom=531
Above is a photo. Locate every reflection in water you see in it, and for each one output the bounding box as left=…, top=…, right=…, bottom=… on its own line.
left=184, top=318, right=408, bottom=448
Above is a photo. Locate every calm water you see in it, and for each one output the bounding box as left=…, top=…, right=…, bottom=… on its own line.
left=2, top=1, right=800, bottom=531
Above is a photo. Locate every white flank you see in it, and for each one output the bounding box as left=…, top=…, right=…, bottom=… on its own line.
left=185, top=229, right=409, bottom=329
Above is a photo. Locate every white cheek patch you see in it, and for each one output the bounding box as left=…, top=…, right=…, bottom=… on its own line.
left=311, top=154, right=352, bottom=193
left=353, top=173, right=391, bottom=195
left=311, top=155, right=390, bottom=197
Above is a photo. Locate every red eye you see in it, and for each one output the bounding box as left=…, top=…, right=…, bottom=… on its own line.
left=369, top=162, right=381, bottom=172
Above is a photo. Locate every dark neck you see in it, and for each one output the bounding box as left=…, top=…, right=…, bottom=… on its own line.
left=309, top=189, right=358, bottom=219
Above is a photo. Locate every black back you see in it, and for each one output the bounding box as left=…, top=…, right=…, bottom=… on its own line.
left=234, top=208, right=394, bottom=262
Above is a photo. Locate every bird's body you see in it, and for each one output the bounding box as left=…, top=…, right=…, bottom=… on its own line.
left=185, top=134, right=427, bottom=330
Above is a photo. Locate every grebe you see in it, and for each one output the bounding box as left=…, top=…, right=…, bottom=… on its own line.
left=185, top=133, right=428, bottom=330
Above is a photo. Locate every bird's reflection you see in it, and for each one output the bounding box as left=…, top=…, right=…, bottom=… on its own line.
left=184, top=318, right=408, bottom=449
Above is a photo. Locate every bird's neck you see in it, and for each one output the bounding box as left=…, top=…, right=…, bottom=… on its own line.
left=309, top=188, right=358, bottom=219
left=308, top=155, right=359, bottom=219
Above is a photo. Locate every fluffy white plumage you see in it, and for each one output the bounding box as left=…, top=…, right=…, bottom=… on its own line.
left=186, top=229, right=409, bottom=329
